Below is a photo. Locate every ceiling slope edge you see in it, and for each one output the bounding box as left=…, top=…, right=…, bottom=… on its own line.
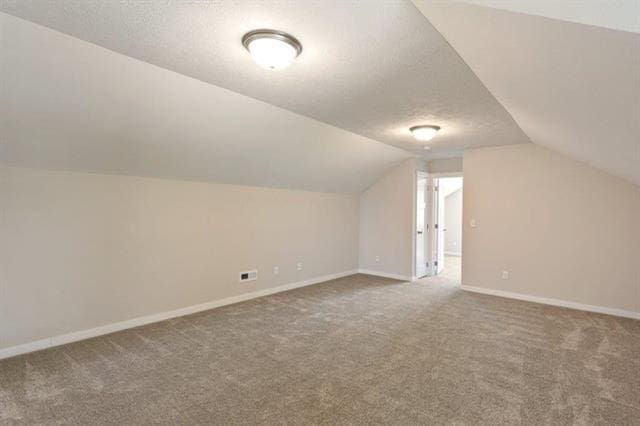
left=0, top=1, right=533, bottom=157
left=0, top=12, right=413, bottom=194
left=412, top=0, right=640, bottom=187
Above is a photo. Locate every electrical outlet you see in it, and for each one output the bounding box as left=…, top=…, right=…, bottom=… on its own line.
left=239, top=270, right=258, bottom=282
left=375, top=255, right=380, bottom=263
left=273, top=266, right=279, bottom=274
left=470, top=219, right=477, bottom=228
left=297, top=262, right=303, bottom=271
left=501, top=271, right=509, bottom=280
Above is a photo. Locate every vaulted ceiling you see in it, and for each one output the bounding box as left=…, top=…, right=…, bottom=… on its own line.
left=1, top=0, right=637, bottom=191
left=0, top=0, right=529, bottom=188
left=0, top=12, right=411, bottom=193
left=412, top=0, right=640, bottom=186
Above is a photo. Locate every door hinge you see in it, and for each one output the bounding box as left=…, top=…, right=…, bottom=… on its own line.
left=435, top=223, right=439, bottom=229
left=426, top=262, right=429, bottom=267
left=434, top=261, right=438, bottom=267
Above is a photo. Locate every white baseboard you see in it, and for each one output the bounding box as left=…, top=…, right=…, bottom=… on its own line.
left=0, top=269, right=358, bottom=360
left=358, top=269, right=412, bottom=281
left=461, top=285, right=640, bottom=320
left=444, top=251, right=462, bottom=257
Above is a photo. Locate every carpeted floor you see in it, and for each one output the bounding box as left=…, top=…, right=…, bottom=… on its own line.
left=1, top=273, right=639, bottom=425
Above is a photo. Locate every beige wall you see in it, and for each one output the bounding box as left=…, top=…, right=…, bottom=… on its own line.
left=463, top=144, right=640, bottom=313
left=428, top=157, right=463, bottom=174
left=358, top=159, right=415, bottom=278
left=0, top=167, right=359, bottom=349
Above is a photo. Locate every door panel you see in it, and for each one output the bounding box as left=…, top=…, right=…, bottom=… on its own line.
left=415, top=175, right=428, bottom=277
left=437, top=180, right=445, bottom=274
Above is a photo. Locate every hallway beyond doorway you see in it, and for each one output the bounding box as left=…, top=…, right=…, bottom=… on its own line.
left=440, top=255, right=461, bottom=283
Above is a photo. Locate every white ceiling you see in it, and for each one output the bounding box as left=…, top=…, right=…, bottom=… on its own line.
left=413, top=0, right=640, bottom=186
left=0, top=13, right=411, bottom=193
left=455, top=0, right=640, bottom=33
left=0, top=0, right=530, bottom=158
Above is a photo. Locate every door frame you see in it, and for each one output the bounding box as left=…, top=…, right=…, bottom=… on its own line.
left=413, top=171, right=430, bottom=279
left=429, top=172, right=464, bottom=276
left=413, top=171, right=464, bottom=280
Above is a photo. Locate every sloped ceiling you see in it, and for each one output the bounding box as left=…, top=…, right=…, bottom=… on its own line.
left=453, top=0, right=640, bottom=33
left=0, top=13, right=410, bottom=193
left=0, top=0, right=529, bottom=160
left=413, top=0, right=640, bottom=186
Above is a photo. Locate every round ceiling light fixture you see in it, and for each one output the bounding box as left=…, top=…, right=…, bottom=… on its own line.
left=242, top=29, right=302, bottom=70
left=410, top=125, right=441, bottom=142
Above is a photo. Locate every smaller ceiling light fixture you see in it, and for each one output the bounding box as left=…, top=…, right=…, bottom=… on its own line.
left=410, top=125, right=441, bottom=142
left=242, top=29, right=302, bottom=70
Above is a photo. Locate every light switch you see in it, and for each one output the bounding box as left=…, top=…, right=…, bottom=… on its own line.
left=470, top=219, right=477, bottom=228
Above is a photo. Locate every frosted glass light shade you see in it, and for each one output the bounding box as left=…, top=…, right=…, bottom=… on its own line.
left=242, top=30, right=302, bottom=71
left=410, top=125, right=441, bottom=141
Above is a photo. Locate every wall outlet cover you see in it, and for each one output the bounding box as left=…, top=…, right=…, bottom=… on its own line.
left=239, top=270, right=258, bottom=282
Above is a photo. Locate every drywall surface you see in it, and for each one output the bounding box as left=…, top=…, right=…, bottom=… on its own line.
left=428, top=158, right=463, bottom=174
left=0, top=2, right=530, bottom=157
left=0, top=167, right=359, bottom=349
left=414, top=1, right=640, bottom=185
left=444, top=189, right=463, bottom=256
left=463, top=144, right=640, bottom=313
left=455, top=0, right=640, bottom=38
left=359, top=159, right=415, bottom=278
left=0, top=12, right=409, bottom=194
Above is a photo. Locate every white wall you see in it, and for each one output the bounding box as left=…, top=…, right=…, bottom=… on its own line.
left=0, top=167, right=359, bottom=350
left=463, top=144, right=640, bottom=315
left=358, top=159, right=416, bottom=279
left=444, top=188, right=462, bottom=256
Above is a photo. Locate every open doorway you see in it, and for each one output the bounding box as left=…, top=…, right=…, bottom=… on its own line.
left=434, top=176, right=463, bottom=282
left=414, top=173, right=463, bottom=283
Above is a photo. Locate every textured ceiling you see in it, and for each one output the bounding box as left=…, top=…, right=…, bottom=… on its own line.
left=414, top=0, right=640, bottom=185
left=0, top=13, right=410, bottom=193
left=0, top=0, right=530, bottom=158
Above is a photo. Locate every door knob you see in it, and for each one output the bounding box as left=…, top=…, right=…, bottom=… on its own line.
left=417, top=231, right=423, bottom=234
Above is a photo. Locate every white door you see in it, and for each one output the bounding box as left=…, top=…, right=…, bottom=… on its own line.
left=415, top=175, right=428, bottom=277
left=436, top=181, right=445, bottom=274
left=426, top=178, right=445, bottom=275
left=425, top=177, right=437, bottom=276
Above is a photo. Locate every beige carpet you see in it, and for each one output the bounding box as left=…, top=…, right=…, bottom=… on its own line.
left=1, top=273, right=639, bottom=425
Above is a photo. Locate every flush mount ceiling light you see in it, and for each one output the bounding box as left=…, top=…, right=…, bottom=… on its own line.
left=242, top=29, right=302, bottom=70
left=410, top=125, right=441, bottom=142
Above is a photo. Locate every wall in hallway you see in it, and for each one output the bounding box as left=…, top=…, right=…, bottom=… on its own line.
left=444, top=188, right=462, bottom=256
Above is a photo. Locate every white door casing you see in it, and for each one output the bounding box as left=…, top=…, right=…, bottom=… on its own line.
left=415, top=173, right=428, bottom=278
